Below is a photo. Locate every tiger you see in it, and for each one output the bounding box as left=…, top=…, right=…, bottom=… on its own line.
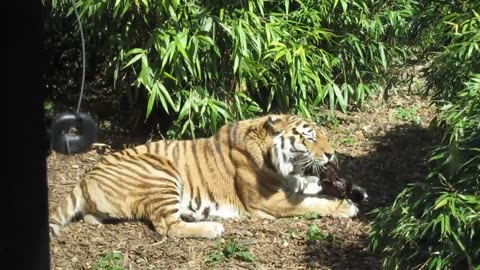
left=49, top=114, right=359, bottom=239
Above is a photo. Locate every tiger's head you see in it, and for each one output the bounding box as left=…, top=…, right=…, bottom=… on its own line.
left=265, top=115, right=335, bottom=178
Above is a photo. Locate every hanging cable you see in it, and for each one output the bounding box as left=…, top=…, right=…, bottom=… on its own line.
left=49, top=0, right=97, bottom=155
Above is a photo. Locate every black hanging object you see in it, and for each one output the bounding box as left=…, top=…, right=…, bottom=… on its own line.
left=50, top=112, right=97, bottom=155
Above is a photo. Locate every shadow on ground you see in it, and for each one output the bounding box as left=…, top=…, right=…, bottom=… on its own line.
left=302, top=123, right=434, bottom=269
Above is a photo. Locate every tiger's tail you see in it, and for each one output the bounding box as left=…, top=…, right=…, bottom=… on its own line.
left=49, top=183, right=85, bottom=238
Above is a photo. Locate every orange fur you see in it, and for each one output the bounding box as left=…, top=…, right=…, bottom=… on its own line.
left=49, top=114, right=358, bottom=239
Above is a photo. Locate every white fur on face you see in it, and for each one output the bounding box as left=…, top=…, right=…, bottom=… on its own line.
left=271, top=126, right=330, bottom=177
left=270, top=129, right=315, bottom=194
left=270, top=122, right=334, bottom=194
left=271, top=135, right=303, bottom=177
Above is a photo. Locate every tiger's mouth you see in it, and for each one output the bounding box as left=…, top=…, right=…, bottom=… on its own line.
left=303, top=162, right=368, bottom=204
left=302, top=159, right=328, bottom=176
left=303, top=166, right=315, bottom=176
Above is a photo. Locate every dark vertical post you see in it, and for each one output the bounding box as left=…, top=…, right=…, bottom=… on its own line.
left=5, top=1, right=51, bottom=269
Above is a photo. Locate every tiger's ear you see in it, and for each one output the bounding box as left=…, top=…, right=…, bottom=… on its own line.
left=265, top=115, right=286, bottom=134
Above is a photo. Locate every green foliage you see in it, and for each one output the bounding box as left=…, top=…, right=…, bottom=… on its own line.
left=45, top=0, right=415, bottom=137
left=407, top=0, right=480, bottom=58
left=288, top=228, right=299, bottom=238
left=207, top=239, right=255, bottom=265
left=44, top=99, right=55, bottom=115
left=92, top=252, right=124, bottom=270
left=370, top=78, right=480, bottom=269
left=304, top=224, right=336, bottom=243
left=405, top=0, right=480, bottom=101
left=340, top=134, right=357, bottom=146
left=424, top=9, right=480, bottom=102
left=395, top=107, right=421, bottom=124
left=369, top=2, right=480, bottom=268
left=369, top=138, right=480, bottom=269
left=438, top=74, right=480, bottom=145
left=300, top=212, right=320, bottom=220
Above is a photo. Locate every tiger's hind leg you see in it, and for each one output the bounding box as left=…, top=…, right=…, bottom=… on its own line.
left=83, top=214, right=103, bottom=225
left=136, top=153, right=224, bottom=239
left=169, top=221, right=224, bottom=239
left=151, top=215, right=224, bottom=239
left=145, top=194, right=224, bottom=239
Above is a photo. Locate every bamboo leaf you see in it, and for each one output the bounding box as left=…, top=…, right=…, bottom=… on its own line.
left=379, top=42, right=387, bottom=71
left=123, top=53, right=143, bottom=68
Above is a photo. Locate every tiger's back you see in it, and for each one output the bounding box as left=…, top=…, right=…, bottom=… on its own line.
left=50, top=121, right=252, bottom=239
left=139, top=135, right=247, bottom=220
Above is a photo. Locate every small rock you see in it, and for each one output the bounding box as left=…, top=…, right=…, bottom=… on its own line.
left=354, top=130, right=366, bottom=142
left=71, top=165, right=79, bottom=169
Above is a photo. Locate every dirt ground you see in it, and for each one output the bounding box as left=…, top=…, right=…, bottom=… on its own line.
left=48, top=88, right=436, bottom=269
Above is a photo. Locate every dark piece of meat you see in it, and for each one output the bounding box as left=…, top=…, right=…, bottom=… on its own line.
left=318, top=162, right=353, bottom=199
left=304, top=162, right=368, bottom=203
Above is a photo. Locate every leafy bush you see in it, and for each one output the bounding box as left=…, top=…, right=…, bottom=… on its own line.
left=92, top=252, right=124, bottom=270
left=369, top=4, right=480, bottom=269
left=304, top=224, right=336, bottom=243
left=207, top=239, right=255, bottom=265
left=406, top=1, right=480, bottom=57
left=423, top=8, right=480, bottom=102
left=369, top=74, right=480, bottom=269
left=44, top=0, right=415, bottom=137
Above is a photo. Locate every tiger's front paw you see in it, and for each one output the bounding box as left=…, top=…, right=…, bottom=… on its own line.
left=202, top=222, right=224, bottom=239
left=337, top=199, right=359, bottom=218
left=303, top=179, right=323, bottom=195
